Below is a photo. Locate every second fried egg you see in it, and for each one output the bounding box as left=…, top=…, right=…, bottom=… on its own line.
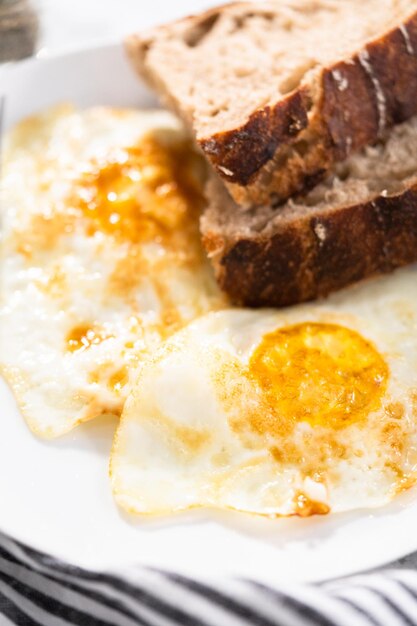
left=0, top=105, right=224, bottom=437
left=111, top=266, right=417, bottom=516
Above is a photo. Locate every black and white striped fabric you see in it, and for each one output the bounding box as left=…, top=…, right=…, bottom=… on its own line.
left=1, top=532, right=417, bottom=626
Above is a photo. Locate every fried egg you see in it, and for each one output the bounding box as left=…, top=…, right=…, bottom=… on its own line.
left=0, top=105, right=224, bottom=438
left=111, top=266, right=417, bottom=516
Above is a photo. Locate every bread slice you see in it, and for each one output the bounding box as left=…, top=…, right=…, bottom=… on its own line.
left=201, top=115, right=417, bottom=307
left=126, top=1, right=417, bottom=208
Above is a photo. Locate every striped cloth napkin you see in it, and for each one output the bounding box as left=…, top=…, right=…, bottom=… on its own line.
left=0, top=531, right=416, bottom=626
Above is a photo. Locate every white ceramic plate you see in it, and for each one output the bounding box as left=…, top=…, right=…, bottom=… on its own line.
left=1, top=42, right=417, bottom=584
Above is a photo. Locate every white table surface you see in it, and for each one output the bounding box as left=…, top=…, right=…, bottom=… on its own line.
left=35, top=0, right=214, bottom=54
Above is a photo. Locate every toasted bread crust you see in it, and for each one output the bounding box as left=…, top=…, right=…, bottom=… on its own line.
left=203, top=186, right=417, bottom=307
left=128, top=7, right=417, bottom=207
left=199, top=86, right=312, bottom=186
left=201, top=11, right=417, bottom=206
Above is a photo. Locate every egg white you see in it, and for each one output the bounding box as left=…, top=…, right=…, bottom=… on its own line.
left=111, top=266, right=417, bottom=516
left=0, top=105, right=223, bottom=437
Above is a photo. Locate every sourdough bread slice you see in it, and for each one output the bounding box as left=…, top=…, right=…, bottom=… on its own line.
left=126, top=0, right=417, bottom=208
left=201, top=115, right=417, bottom=306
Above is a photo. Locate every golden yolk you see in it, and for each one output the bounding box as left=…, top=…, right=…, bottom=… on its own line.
left=74, top=137, right=204, bottom=245
left=66, top=325, right=109, bottom=353
left=248, top=322, right=389, bottom=432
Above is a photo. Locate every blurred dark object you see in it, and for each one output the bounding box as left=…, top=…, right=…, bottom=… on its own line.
left=0, top=0, right=39, bottom=61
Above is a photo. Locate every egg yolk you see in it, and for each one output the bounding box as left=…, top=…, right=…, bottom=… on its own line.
left=248, top=322, right=388, bottom=431
left=74, top=136, right=204, bottom=245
